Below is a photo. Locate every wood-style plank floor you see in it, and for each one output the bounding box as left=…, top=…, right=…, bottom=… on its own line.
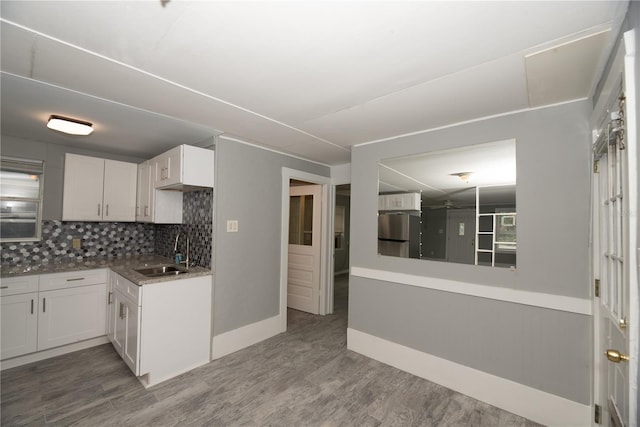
left=1, top=274, right=540, bottom=426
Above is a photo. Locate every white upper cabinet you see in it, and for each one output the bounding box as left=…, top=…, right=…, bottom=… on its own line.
left=63, top=154, right=137, bottom=222
left=152, top=145, right=214, bottom=190
left=378, top=193, right=421, bottom=211
left=136, top=160, right=182, bottom=224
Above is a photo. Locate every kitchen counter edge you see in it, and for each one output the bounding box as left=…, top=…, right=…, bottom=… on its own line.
left=1, top=255, right=213, bottom=286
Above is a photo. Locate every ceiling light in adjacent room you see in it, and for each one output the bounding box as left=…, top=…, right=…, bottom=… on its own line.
left=450, top=172, right=473, bottom=183
left=47, top=115, right=93, bottom=136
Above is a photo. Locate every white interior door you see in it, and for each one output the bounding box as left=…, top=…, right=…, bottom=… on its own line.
left=593, top=88, right=636, bottom=426
left=446, top=209, right=476, bottom=265
left=288, top=184, right=321, bottom=314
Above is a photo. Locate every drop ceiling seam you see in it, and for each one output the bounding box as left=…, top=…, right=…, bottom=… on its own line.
left=1, top=70, right=220, bottom=136
left=1, top=18, right=349, bottom=154
left=353, top=96, right=589, bottom=149
left=219, top=135, right=332, bottom=168
left=379, top=163, right=447, bottom=195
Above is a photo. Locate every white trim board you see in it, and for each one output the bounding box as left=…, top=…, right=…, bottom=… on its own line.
left=211, top=315, right=282, bottom=360
left=347, top=328, right=590, bottom=426
left=0, top=336, right=109, bottom=371
left=351, top=266, right=591, bottom=315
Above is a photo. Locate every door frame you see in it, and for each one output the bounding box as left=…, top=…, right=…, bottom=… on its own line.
left=279, top=168, right=334, bottom=332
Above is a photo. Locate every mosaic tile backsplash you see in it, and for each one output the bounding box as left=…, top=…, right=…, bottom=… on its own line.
left=1, top=221, right=155, bottom=265
left=1, top=189, right=213, bottom=268
left=155, top=188, right=213, bottom=268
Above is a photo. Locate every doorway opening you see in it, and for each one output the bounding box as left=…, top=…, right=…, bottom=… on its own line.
left=279, top=168, right=332, bottom=333
left=333, top=184, right=351, bottom=314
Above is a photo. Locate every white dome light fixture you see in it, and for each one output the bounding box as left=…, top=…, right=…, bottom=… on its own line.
left=47, top=115, right=93, bottom=136
left=450, top=171, right=473, bottom=183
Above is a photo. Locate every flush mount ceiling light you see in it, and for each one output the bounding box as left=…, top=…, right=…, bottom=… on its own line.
left=450, top=172, right=473, bottom=183
left=47, top=115, right=93, bottom=136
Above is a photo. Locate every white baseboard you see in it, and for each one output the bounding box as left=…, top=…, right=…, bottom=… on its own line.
left=347, top=328, right=590, bottom=427
left=211, top=315, right=282, bottom=360
left=0, top=336, right=109, bottom=371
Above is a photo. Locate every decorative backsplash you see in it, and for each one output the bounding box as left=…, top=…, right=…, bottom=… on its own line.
left=1, top=189, right=213, bottom=268
left=155, top=188, right=213, bottom=268
left=1, top=221, right=155, bottom=265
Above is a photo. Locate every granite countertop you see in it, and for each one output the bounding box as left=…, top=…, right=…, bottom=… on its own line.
left=0, top=254, right=212, bottom=286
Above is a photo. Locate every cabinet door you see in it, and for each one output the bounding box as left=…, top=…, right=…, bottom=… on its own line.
left=136, top=161, right=152, bottom=222
left=106, top=275, right=117, bottom=345
left=122, top=298, right=140, bottom=375
left=103, top=159, right=137, bottom=222
left=155, top=146, right=182, bottom=188
left=37, top=284, right=107, bottom=351
left=113, top=290, right=126, bottom=356
left=62, top=154, right=105, bottom=221
left=1, top=293, right=38, bottom=359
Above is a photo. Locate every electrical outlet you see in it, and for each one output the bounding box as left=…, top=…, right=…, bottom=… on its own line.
left=72, top=238, right=81, bottom=249
left=227, top=220, right=239, bottom=233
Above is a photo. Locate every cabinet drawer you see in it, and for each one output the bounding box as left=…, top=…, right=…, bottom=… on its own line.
left=113, top=274, right=141, bottom=304
left=0, top=275, right=39, bottom=296
left=39, top=269, right=108, bottom=292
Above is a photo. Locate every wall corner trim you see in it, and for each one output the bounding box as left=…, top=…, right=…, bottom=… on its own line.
left=350, top=266, right=592, bottom=315
left=211, top=315, right=282, bottom=360
left=347, top=328, right=590, bottom=426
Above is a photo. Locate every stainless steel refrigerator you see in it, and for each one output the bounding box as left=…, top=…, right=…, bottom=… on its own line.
left=378, top=213, right=421, bottom=259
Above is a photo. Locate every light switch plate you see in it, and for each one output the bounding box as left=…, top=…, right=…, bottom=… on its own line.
left=227, top=220, right=239, bottom=233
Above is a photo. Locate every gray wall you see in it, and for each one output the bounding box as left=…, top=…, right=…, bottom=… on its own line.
left=213, top=138, right=330, bottom=335
left=349, top=101, right=592, bottom=404
left=1, top=135, right=144, bottom=220
left=334, top=193, right=350, bottom=273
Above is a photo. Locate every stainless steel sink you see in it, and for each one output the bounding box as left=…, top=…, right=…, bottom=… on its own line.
left=134, top=265, right=188, bottom=277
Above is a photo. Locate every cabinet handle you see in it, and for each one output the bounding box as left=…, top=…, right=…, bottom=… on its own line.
left=31, top=299, right=34, bottom=314
left=108, top=291, right=113, bottom=304
left=136, top=205, right=139, bottom=216
left=144, top=206, right=149, bottom=217
left=0, top=286, right=8, bottom=289
left=66, top=277, right=84, bottom=282
left=43, top=298, right=46, bottom=313
left=106, top=204, right=109, bottom=217
left=98, top=204, right=101, bottom=216
left=119, top=302, right=127, bottom=319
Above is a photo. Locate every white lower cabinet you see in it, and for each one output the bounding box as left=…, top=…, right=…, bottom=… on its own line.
left=110, top=274, right=141, bottom=375
left=0, top=293, right=38, bottom=359
left=122, top=296, right=140, bottom=374
left=0, top=270, right=108, bottom=361
left=108, top=272, right=212, bottom=387
left=37, top=284, right=106, bottom=351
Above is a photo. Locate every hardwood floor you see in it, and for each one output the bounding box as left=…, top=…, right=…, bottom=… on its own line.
left=1, top=274, right=539, bottom=426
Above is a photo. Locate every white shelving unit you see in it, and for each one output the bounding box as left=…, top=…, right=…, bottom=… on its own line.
left=474, top=187, right=516, bottom=268
left=475, top=212, right=516, bottom=266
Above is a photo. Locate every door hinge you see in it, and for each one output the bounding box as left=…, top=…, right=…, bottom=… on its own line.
left=594, top=159, right=599, bottom=173
left=595, top=404, right=601, bottom=424
left=594, top=279, right=600, bottom=297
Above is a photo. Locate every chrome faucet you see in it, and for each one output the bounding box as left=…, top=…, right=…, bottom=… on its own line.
left=173, top=231, right=190, bottom=269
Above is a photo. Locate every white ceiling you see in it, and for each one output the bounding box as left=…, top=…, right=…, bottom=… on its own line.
left=0, top=1, right=629, bottom=165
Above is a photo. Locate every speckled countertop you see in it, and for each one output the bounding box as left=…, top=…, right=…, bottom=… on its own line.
left=0, top=254, right=212, bottom=286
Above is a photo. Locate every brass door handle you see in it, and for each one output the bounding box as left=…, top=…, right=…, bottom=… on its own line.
left=606, top=349, right=629, bottom=363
